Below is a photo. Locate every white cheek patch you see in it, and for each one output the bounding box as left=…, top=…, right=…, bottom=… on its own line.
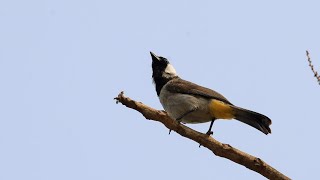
left=164, top=64, right=177, bottom=76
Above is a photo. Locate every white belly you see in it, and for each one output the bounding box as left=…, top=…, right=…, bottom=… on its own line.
left=159, top=88, right=212, bottom=124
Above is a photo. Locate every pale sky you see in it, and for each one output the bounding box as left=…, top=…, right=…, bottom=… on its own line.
left=1, top=0, right=320, bottom=179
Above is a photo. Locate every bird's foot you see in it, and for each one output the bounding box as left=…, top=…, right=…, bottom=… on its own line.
left=169, top=119, right=182, bottom=135
left=206, top=130, right=213, bottom=136
left=199, top=130, right=213, bottom=148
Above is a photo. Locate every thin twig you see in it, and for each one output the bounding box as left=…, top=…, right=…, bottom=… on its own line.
left=114, top=91, right=290, bottom=180
left=306, top=50, right=320, bottom=85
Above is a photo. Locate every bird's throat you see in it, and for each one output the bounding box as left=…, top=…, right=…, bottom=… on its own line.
left=153, top=76, right=176, bottom=96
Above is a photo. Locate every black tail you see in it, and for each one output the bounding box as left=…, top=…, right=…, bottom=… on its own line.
left=231, top=106, right=272, bottom=135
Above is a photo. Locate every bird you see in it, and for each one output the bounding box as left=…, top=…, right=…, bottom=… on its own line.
left=150, top=51, right=272, bottom=136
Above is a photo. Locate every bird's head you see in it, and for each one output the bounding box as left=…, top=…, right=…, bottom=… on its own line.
left=150, top=52, right=177, bottom=80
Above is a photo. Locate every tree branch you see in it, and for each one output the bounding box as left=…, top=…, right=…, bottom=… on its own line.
left=306, top=50, right=320, bottom=85
left=114, top=91, right=290, bottom=180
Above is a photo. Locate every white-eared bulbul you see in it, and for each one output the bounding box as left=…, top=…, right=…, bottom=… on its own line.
left=150, top=52, right=272, bottom=135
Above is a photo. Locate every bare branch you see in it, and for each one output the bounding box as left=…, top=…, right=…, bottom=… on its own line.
left=114, top=92, right=290, bottom=180
left=306, top=50, right=320, bottom=85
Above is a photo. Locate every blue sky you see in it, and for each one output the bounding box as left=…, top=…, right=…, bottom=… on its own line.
left=1, top=0, right=320, bottom=179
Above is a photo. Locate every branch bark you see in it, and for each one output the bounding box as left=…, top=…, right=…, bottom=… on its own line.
left=114, top=91, right=290, bottom=180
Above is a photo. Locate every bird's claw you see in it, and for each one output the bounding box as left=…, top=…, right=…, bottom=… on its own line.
left=199, top=130, right=213, bottom=147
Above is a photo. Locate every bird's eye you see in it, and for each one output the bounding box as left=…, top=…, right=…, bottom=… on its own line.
left=160, top=57, right=168, bottom=62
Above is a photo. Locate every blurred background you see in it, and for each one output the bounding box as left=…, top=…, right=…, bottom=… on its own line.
left=1, top=0, right=320, bottom=179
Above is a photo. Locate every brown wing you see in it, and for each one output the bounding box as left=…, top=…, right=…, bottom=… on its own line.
left=165, top=78, right=233, bottom=105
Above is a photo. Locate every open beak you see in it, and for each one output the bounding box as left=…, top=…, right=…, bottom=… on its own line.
left=150, top=51, right=160, bottom=61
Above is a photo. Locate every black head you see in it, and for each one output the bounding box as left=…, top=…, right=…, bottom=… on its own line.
left=150, top=52, right=178, bottom=95
left=151, top=52, right=177, bottom=79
